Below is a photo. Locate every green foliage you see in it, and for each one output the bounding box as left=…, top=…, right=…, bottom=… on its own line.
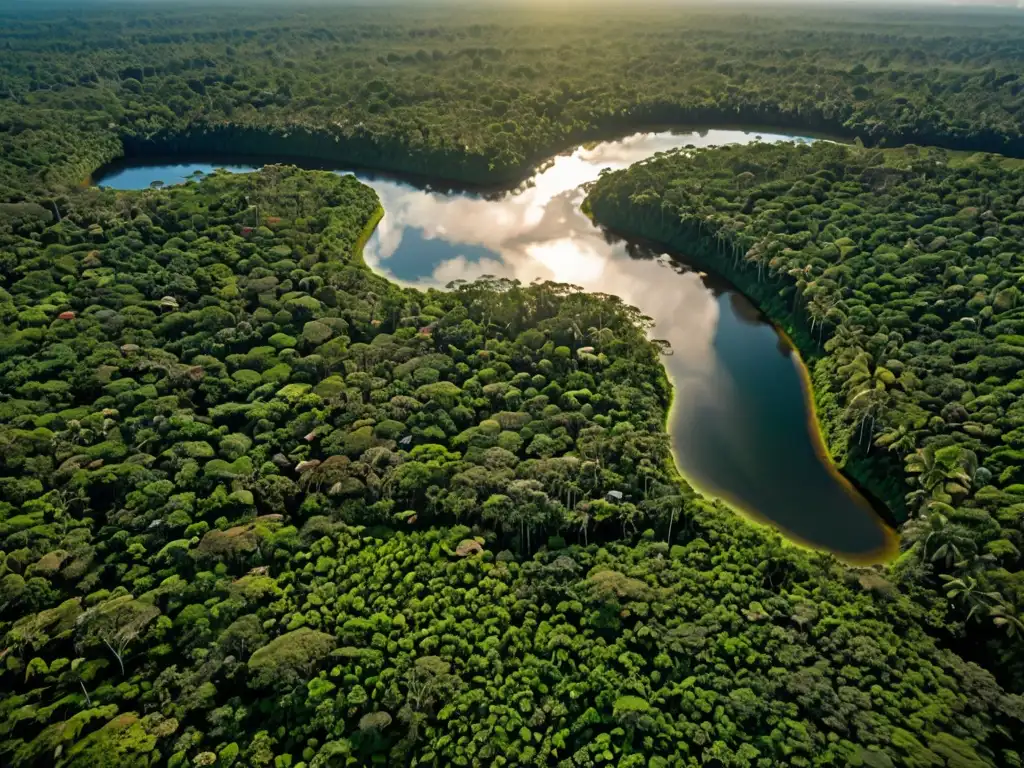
left=4, top=5, right=1024, bottom=199
left=0, top=166, right=692, bottom=766
left=61, top=713, right=163, bottom=768
left=586, top=138, right=1024, bottom=695
left=2, top=8, right=1024, bottom=760
left=246, top=628, right=335, bottom=689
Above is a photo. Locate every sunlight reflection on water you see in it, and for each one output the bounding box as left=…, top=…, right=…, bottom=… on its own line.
left=93, top=129, right=896, bottom=561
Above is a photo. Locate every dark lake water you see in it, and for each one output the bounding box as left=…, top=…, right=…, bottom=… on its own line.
left=93, top=128, right=897, bottom=562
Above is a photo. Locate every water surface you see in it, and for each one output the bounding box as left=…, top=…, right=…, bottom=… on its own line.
left=94, top=128, right=897, bottom=562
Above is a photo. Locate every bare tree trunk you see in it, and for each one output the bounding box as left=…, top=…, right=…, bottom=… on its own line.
left=104, top=639, right=125, bottom=675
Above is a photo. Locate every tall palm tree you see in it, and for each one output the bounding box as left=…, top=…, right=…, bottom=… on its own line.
left=991, top=604, right=1024, bottom=641
left=874, top=422, right=918, bottom=456
left=940, top=574, right=1001, bottom=623
left=901, top=509, right=972, bottom=568
left=904, top=444, right=978, bottom=512
left=743, top=242, right=768, bottom=280
left=806, top=291, right=839, bottom=347
left=921, top=512, right=975, bottom=568
left=846, top=387, right=889, bottom=449
left=824, top=321, right=868, bottom=356
left=837, top=351, right=897, bottom=402
left=575, top=506, right=593, bottom=547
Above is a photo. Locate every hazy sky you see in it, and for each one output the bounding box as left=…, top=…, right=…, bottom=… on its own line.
left=9, top=0, right=1024, bottom=3
left=4, top=0, right=1024, bottom=9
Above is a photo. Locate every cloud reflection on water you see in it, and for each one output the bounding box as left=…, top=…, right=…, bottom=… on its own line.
left=92, top=128, right=894, bottom=561
left=360, top=129, right=892, bottom=560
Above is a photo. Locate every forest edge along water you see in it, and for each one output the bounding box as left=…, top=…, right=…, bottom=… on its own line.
left=90, top=128, right=899, bottom=564
left=91, top=129, right=899, bottom=564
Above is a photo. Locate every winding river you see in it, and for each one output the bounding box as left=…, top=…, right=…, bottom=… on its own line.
left=93, top=128, right=898, bottom=563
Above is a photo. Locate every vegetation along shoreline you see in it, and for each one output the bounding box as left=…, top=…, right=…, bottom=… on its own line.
left=4, top=5, right=1024, bottom=764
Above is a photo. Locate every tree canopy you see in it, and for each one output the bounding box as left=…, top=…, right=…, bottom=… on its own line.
left=3, top=3, right=1024, bottom=766
left=0, top=152, right=1021, bottom=768
left=586, top=138, right=1024, bottom=701
left=2, top=4, right=1024, bottom=198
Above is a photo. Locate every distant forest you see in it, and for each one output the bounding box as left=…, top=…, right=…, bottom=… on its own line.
left=2, top=3, right=1024, bottom=197
left=3, top=4, right=1024, bottom=768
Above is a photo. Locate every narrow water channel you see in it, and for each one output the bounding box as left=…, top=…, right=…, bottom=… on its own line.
left=93, top=128, right=898, bottom=562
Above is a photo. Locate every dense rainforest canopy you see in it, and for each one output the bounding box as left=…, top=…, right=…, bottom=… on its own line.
left=585, top=139, right=1024, bottom=720
left=3, top=2, right=1024, bottom=767
left=1, top=160, right=1022, bottom=768
left=2, top=3, right=1024, bottom=198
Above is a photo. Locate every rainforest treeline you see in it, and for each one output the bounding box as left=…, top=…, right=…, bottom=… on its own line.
left=3, top=2, right=1024, bottom=767
left=1, top=165, right=1021, bottom=768
left=585, top=139, right=1024, bottom=709
left=2, top=4, right=1024, bottom=197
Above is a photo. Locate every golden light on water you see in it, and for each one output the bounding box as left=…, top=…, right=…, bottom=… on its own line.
left=524, top=237, right=606, bottom=284
left=96, top=128, right=894, bottom=560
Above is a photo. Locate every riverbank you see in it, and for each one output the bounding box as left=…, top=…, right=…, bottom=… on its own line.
left=87, top=130, right=901, bottom=562
left=582, top=197, right=908, bottom=531
left=350, top=204, right=386, bottom=270
left=658, top=336, right=899, bottom=563
left=83, top=99, right=1024, bottom=200
left=94, top=114, right=830, bottom=194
